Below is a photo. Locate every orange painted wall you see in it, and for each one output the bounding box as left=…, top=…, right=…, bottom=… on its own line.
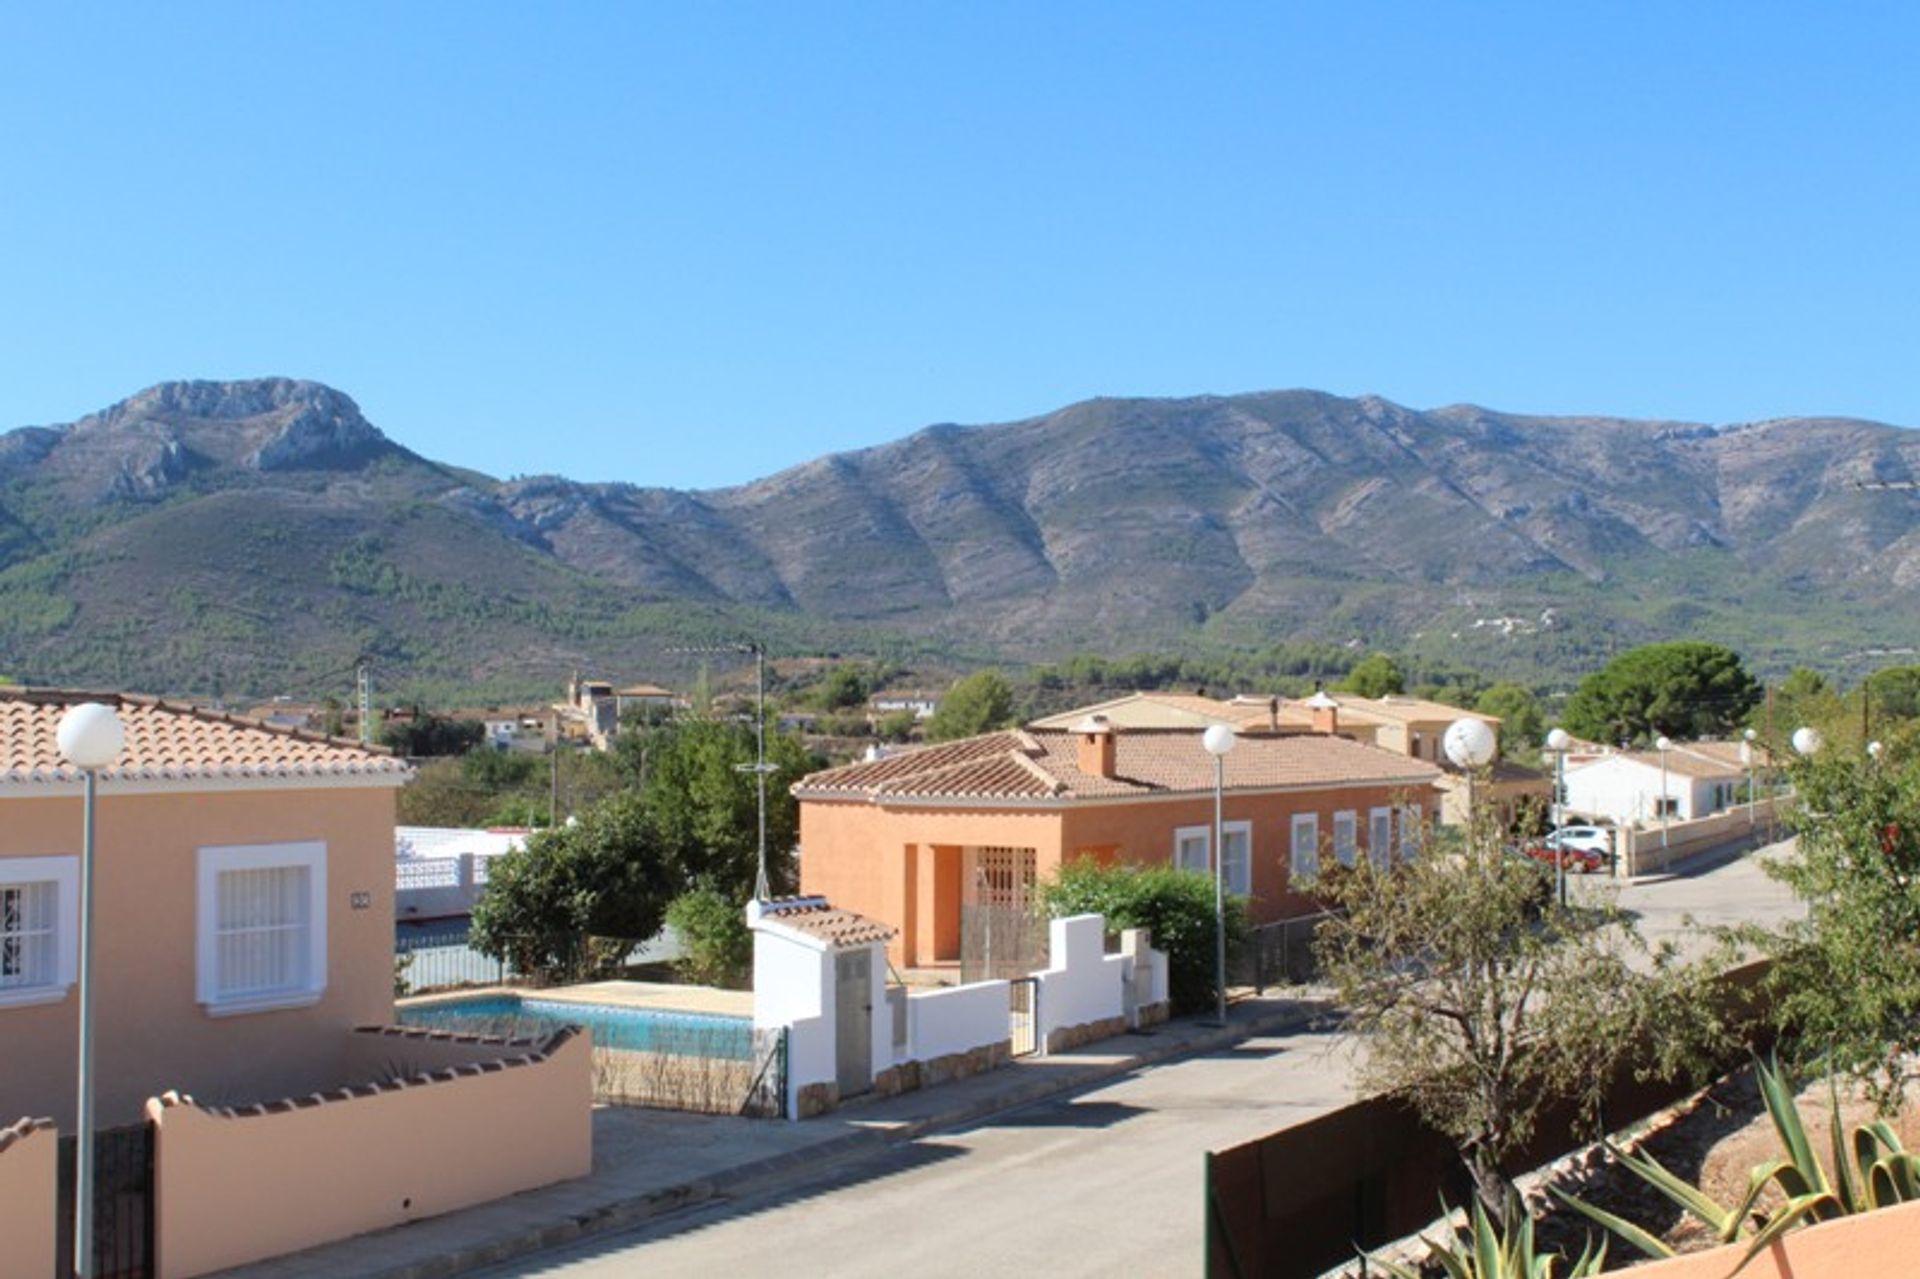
left=799, top=783, right=1434, bottom=961
left=1623, top=1199, right=1920, bottom=1279
left=1059, top=783, right=1422, bottom=920
left=800, top=800, right=1064, bottom=964
left=1, top=785, right=398, bottom=1128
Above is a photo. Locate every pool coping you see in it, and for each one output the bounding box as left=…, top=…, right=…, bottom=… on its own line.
left=396, top=979, right=755, bottom=1019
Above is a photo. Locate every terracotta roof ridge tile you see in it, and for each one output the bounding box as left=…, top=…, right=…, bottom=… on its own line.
left=1008, top=749, right=1067, bottom=794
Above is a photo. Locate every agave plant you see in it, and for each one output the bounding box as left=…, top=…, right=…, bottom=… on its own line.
left=1368, top=1199, right=1608, bottom=1279
left=1556, top=1054, right=1920, bottom=1274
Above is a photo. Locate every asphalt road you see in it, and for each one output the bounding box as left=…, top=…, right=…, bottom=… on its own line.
left=473, top=841, right=1804, bottom=1279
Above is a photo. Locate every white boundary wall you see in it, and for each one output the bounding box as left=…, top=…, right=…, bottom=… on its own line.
left=1034, top=914, right=1129, bottom=1047
left=752, top=903, right=1167, bottom=1118
left=906, top=981, right=1010, bottom=1062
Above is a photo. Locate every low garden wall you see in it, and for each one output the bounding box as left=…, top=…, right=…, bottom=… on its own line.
left=754, top=903, right=1168, bottom=1118
left=0, top=1117, right=56, bottom=1279
left=1034, top=914, right=1131, bottom=1053
left=148, top=1026, right=592, bottom=1279
left=1623, top=798, right=1782, bottom=875
left=1626, top=1197, right=1920, bottom=1279
left=1204, top=961, right=1772, bottom=1277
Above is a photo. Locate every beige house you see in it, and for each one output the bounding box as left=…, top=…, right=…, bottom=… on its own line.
left=1, top=688, right=411, bottom=1128
left=1030, top=691, right=1550, bottom=826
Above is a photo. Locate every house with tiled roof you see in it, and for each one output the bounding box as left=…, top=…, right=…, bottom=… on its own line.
left=1, top=687, right=411, bottom=1129
left=1029, top=690, right=1551, bottom=828
left=1562, top=739, right=1753, bottom=828
left=792, top=708, right=1444, bottom=967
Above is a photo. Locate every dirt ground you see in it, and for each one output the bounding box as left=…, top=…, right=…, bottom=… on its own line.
left=1537, top=1064, right=1920, bottom=1262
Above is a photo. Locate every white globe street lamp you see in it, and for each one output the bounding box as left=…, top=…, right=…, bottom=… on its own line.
left=58, top=701, right=124, bottom=1279
left=1201, top=724, right=1236, bottom=1027
left=1868, top=739, right=1885, bottom=762
left=1444, top=718, right=1497, bottom=846
left=1792, top=726, right=1823, bottom=757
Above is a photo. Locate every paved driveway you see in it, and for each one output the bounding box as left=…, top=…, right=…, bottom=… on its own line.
left=475, top=1019, right=1362, bottom=1279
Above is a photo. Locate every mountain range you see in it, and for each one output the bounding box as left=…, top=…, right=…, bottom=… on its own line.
left=3, top=378, right=1919, bottom=700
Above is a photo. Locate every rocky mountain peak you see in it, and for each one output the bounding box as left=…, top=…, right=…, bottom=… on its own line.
left=6, top=378, right=401, bottom=501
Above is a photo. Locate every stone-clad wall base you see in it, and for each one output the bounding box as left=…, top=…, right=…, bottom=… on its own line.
left=1045, top=1014, right=1130, bottom=1055
left=795, top=1081, right=839, bottom=1119
left=1137, top=1001, right=1171, bottom=1029
left=859, top=1040, right=1013, bottom=1107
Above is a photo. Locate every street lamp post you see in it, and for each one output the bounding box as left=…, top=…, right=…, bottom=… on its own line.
left=1201, top=723, right=1236, bottom=1027
left=1655, top=735, right=1674, bottom=848
left=1741, top=728, right=1757, bottom=825
left=57, top=701, right=125, bottom=1279
left=1545, top=727, right=1572, bottom=909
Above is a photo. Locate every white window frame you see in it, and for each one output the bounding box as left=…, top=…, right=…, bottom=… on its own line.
left=197, top=841, right=328, bottom=1017
left=0, top=856, right=78, bottom=1010
left=1290, top=813, right=1319, bottom=883
left=1369, top=807, right=1393, bottom=868
left=1173, top=825, right=1210, bottom=877
left=1220, top=820, right=1253, bottom=896
left=1400, top=804, right=1424, bottom=859
left=1332, top=811, right=1358, bottom=866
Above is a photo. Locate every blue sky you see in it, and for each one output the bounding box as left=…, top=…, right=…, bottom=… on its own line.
left=3, top=4, right=1915, bottom=489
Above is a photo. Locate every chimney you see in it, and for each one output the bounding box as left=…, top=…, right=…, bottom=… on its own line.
left=1073, top=714, right=1117, bottom=778
left=1268, top=696, right=1280, bottom=733
left=1305, top=690, right=1340, bottom=736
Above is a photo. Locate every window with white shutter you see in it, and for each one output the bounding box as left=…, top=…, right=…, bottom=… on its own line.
left=1221, top=821, right=1252, bottom=896
left=1333, top=811, right=1358, bottom=866
left=1369, top=807, right=1393, bottom=867
left=1174, top=826, right=1210, bottom=876
left=198, top=843, right=327, bottom=1015
left=1290, top=813, right=1319, bottom=884
left=0, top=857, right=77, bottom=1009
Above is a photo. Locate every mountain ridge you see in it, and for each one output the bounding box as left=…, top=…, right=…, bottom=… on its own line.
left=3, top=378, right=1918, bottom=699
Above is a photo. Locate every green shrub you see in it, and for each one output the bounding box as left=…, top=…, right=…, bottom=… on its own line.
left=665, top=885, right=754, bottom=989
left=1040, top=858, right=1246, bottom=1013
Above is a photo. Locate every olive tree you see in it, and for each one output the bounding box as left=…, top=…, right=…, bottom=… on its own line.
left=1313, top=793, right=1726, bottom=1225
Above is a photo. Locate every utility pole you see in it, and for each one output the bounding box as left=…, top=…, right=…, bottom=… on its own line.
left=356, top=661, right=373, bottom=747
left=670, top=639, right=778, bottom=900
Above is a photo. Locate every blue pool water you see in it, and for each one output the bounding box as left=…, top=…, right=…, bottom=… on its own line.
left=397, top=994, right=753, bottom=1060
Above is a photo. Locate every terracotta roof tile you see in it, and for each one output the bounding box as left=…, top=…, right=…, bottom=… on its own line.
left=759, top=898, right=897, bottom=948
left=0, top=688, right=410, bottom=787
left=797, top=726, right=1440, bottom=803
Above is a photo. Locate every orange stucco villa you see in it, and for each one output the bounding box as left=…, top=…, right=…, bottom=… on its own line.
left=0, top=688, right=412, bottom=1128
left=794, top=693, right=1454, bottom=967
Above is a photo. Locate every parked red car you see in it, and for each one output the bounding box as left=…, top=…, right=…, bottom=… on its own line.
left=1518, top=841, right=1605, bottom=874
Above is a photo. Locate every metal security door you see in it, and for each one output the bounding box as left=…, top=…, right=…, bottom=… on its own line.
left=835, top=948, right=873, bottom=1098
left=56, top=1122, right=154, bottom=1279
left=960, top=846, right=1045, bottom=983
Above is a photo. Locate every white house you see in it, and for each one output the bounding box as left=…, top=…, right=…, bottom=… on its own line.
left=1561, top=742, right=1748, bottom=827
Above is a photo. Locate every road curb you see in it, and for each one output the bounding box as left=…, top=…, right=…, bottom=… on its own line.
left=348, top=1000, right=1325, bottom=1279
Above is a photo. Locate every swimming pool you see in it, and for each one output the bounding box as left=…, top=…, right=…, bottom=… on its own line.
left=397, top=994, right=753, bottom=1060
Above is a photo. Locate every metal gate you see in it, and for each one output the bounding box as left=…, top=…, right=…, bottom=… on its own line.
left=960, top=846, right=1047, bottom=983
left=1008, top=976, right=1040, bottom=1057
left=56, top=1122, right=155, bottom=1279
left=835, top=948, right=874, bottom=1099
